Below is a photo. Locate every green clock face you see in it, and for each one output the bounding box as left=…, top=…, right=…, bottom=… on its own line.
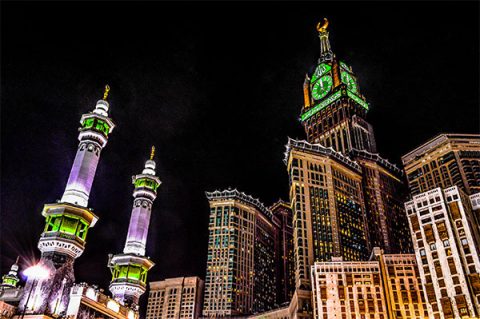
left=312, top=75, right=333, bottom=100
left=311, top=63, right=331, bottom=83
left=341, top=71, right=358, bottom=93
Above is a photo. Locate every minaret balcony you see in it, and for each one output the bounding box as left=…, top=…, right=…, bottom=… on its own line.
left=38, top=231, right=86, bottom=258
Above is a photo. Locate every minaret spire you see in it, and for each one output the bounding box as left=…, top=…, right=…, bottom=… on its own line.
left=1, top=257, right=20, bottom=289
left=18, top=87, right=115, bottom=317
left=61, top=85, right=115, bottom=207
left=317, top=18, right=334, bottom=62
left=108, top=147, right=161, bottom=307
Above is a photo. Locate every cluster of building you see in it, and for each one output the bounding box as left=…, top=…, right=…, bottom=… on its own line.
left=1, top=18, right=479, bottom=319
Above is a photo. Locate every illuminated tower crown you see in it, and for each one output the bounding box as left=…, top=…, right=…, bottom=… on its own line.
left=301, top=19, right=376, bottom=154
left=108, top=147, right=161, bottom=308
left=19, top=86, right=115, bottom=317
left=1, top=257, right=20, bottom=289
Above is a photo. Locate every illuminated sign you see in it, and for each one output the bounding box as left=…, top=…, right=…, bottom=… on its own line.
left=300, top=90, right=369, bottom=121
left=347, top=91, right=369, bottom=110
left=301, top=91, right=342, bottom=121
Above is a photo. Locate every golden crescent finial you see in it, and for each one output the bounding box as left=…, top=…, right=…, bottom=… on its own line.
left=103, top=85, right=110, bottom=101
left=150, top=146, right=155, bottom=160
left=316, top=18, right=329, bottom=33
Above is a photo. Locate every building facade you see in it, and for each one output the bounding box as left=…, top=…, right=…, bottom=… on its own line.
left=270, top=200, right=295, bottom=305
left=202, top=189, right=279, bottom=317
left=371, top=248, right=428, bottom=319
left=146, top=277, right=204, bottom=319
left=66, top=283, right=138, bottom=319
left=311, top=249, right=427, bottom=319
left=285, top=139, right=368, bottom=319
left=405, top=186, right=480, bottom=318
left=402, top=134, right=480, bottom=196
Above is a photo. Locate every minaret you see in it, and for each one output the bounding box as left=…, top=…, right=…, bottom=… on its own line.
left=1, top=257, right=20, bottom=289
left=108, top=147, right=161, bottom=308
left=18, top=86, right=115, bottom=317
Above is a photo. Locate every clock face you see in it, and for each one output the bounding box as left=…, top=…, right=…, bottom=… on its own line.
left=311, top=63, right=331, bottom=83
left=341, top=71, right=358, bottom=93
left=312, top=75, right=333, bottom=100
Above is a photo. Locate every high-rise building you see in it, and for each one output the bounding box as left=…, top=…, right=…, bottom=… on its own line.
left=405, top=186, right=480, bottom=318
left=285, top=139, right=368, bottom=281
left=108, top=147, right=161, bottom=308
left=301, top=19, right=375, bottom=155
left=311, top=248, right=428, bottom=319
left=371, top=248, right=428, bottom=319
left=202, top=189, right=279, bottom=317
left=285, top=19, right=412, bottom=318
left=311, top=257, right=388, bottom=319
left=353, top=151, right=412, bottom=254
left=146, top=277, right=204, bottom=319
left=18, top=87, right=115, bottom=317
left=270, top=200, right=295, bottom=305
left=402, top=133, right=480, bottom=196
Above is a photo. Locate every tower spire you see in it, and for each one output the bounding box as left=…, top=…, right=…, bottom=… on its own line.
left=317, top=18, right=334, bottom=62
left=108, top=148, right=161, bottom=307
left=103, top=84, right=110, bottom=101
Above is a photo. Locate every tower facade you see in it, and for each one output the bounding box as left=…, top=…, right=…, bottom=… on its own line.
left=270, top=200, right=295, bottom=305
left=146, top=277, right=204, bottom=319
left=301, top=19, right=375, bottom=154
left=18, top=87, right=115, bottom=317
left=405, top=186, right=480, bottom=318
left=108, top=147, right=161, bottom=308
left=285, top=19, right=413, bottom=318
left=202, top=189, right=278, bottom=317
left=402, top=133, right=480, bottom=196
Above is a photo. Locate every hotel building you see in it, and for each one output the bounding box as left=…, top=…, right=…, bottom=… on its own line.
left=405, top=186, right=480, bottom=318
left=311, top=248, right=427, bottom=319
left=202, top=189, right=279, bottom=317
left=402, top=134, right=480, bottom=196
left=146, top=277, right=204, bottom=319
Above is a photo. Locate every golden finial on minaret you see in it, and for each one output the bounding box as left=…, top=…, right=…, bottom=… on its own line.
left=316, top=18, right=329, bottom=33
left=103, top=84, right=110, bottom=101
left=150, top=146, right=155, bottom=160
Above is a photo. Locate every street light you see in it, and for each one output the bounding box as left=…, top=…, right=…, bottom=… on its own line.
left=20, top=264, right=49, bottom=319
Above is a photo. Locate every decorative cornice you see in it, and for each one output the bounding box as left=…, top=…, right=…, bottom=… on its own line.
left=350, top=148, right=404, bottom=177
left=284, top=137, right=362, bottom=172
left=205, top=189, right=272, bottom=219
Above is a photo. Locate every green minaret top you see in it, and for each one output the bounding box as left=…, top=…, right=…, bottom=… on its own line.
left=1, top=257, right=20, bottom=289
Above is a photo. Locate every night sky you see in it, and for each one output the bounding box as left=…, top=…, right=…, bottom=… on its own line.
left=1, top=1, right=479, bottom=314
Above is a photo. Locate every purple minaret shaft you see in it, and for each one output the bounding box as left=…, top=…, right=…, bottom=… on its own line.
left=123, top=149, right=161, bottom=256
left=61, top=99, right=115, bottom=207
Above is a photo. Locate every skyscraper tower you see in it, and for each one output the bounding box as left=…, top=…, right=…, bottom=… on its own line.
left=108, top=147, right=161, bottom=308
left=18, top=86, right=115, bottom=316
left=301, top=18, right=376, bottom=154
left=285, top=20, right=412, bottom=318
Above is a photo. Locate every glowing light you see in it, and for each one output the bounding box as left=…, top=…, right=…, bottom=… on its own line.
left=107, top=299, right=120, bottom=312
left=23, top=265, right=49, bottom=280
left=128, top=310, right=135, bottom=319
left=86, top=288, right=97, bottom=301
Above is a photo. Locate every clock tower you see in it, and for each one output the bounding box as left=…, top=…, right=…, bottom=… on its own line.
left=301, top=18, right=376, bottom=155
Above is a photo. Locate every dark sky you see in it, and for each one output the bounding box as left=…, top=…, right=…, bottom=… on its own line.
left=1, top=0, right=479, bottom=313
